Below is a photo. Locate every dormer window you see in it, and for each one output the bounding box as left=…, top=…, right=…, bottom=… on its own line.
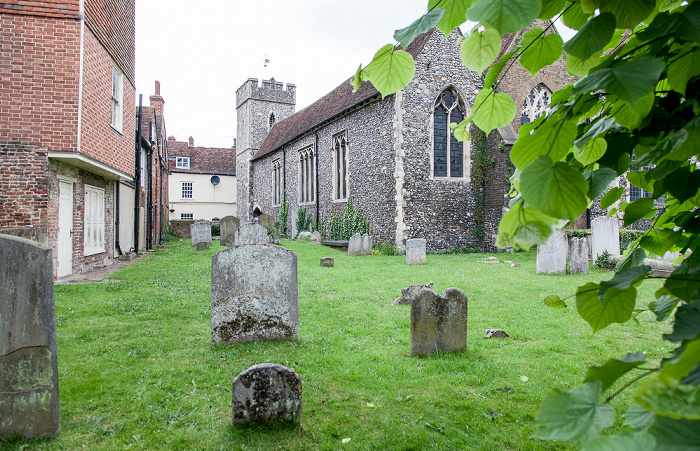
left=176, top=157, right=190, bottom=169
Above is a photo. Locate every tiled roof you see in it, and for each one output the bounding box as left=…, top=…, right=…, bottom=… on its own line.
left=0, top=0, right=80, bottom=19
left=168, top=140, right=236, bottom=176
left=253, top=29, right=436, bottom=161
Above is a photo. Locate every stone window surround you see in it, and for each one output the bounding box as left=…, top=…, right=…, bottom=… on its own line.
left=180, top=212, right=194, bottom=220
left=332, top=131, right=349, bottom=202
left=84, top=184, right=105, bottom=256
left=298, top=145, right=315, bottom=205
left=110, top=63, right=124, bottom=133
left=181, top=181, right=193, bottom=199
left=269, top=111, right=276, bottom=130
left=521, top=83, right=552, bottom=125
left=272, top=158, right=282, bottom=206
left=429, top=86, right=470, bottom=183
left=176, top=157, right=190, bottom=169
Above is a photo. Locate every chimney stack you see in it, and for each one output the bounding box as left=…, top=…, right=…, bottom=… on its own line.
left=149, top=80, right=165, bottom=118
left=188, top=136, right=194, bottom=147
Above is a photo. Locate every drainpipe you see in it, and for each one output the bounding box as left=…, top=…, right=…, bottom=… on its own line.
left=314, top=132, right=320, bottom=228
left=134, top=95, right=143, bottom=253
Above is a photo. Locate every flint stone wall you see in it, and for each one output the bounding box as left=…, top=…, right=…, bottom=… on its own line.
left=219, top=216, right=240, bottom=247
left=406, top=238, right=427, bottom=264
left=211, top=245, right=299, bottom=344
left=410, top=287, right=468, bottom=356
left=536, top=230, right=568, bottom=274
left=231, top=363, right=302, bottom=426
left=235, top=223, right=268, bottom=245
left=0, top=235, right=60, bottom=438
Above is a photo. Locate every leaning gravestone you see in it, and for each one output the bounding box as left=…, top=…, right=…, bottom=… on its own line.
left=410, top=287, right=468, bottom=356
left=219, top=216, right=240, bottom=247
left=232, top=363, right=302, bottom=426
left=569, top=237, right=589, bottom=274
left=257, top=214, right=275, bottom=230
left=406, top=238, right=427, bottom=265
left=235, top=223, right=268, bottom=246
left=0, top=234, right=60, bottom=438
left=211, top=245, right=299, bottom=344
left=190, top=221, right=212, bottom=250
left=536, top=230, right=568, bottom=274
left=591, top=217, right=620, bottom=259
left=361, top=234, right=373, bottom=255
left=393, top=282, right=434, bottom=305
left=348, top=233, right=362, bottom=256
left=309, top=231, right=321, bottom=243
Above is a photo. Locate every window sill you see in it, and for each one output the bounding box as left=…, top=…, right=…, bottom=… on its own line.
left=84, top=248, right=105, bottom=257
left=110, top=126, right=123, bottom=137
left=332, top=198, right=348, bottom=203
left=431, top=176, right=471, bottom=183
left=298, top=201, right=315, bottom=206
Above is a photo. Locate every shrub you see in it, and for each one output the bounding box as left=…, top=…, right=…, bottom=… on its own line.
left=594, top=251, right=616, bottom=271
left=296, top=206, right=312, bottom=237
left=620, top=229, right=645, bottom=251
left=327, top=196, right=370, bottom=240
left=211, top=222, right=220, bottom=237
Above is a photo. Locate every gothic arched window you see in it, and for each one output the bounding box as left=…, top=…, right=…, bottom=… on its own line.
left=269, top=112, right=276, bottom=129
left=521, top=84, right=552, bottom=125
left=433, top=88, right=467, bottom=178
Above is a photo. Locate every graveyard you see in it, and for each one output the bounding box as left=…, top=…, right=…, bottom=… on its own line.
left=4, top=237, right=673, bottom=450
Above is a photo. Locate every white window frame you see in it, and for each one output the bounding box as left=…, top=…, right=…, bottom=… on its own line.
left=110, top=64, right=123, bottom=132
left=84, top=185, right=106, bottom=256
left=431, top=87, right=470, bottom=181
left=272, top=159, right=282, bottom=206
left=332, top=132, right=349, bottom=201
left=298, top=146, right=315, bottom=205
left=181, top=181, right=193, bottom=199
left=176, top=157, right=190, bottom=169
left=180, top=212, right=194, bottom=220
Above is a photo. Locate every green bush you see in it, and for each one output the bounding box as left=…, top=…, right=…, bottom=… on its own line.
left=620, top=229, right=645, bottom=251
left=594, top=251, right=616, bottom=271
left=211, top=222, right=220, bottom=237
left=327, top=196, right=370, bottom=240
left=566, top=229, right=590, bottom=238
left=295, top=206, right=312, bottom=237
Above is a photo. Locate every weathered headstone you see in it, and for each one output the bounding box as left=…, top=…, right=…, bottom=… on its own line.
left=231, top=363, right=302, bottom=426
left=485, top=329, right=510, bottom=338
left=190, top=221, right=212, bottom=250
left=568, top=237, right=589, bottom=274
left=211, top=245, right=299, bottom=344
left=320, top=257, right=334, bottom=267
left=410, top=287, right=468, bottom=356
left=235, top=223, right=268, bottom=246
left=591, top=217, right=620, bottom=259
left=309, top=231, right=321, bottom=243
left=257, top=213, right=275, bottom=230
left=392, top=282, right=434, bottom=305
left=406, top=238, right=427, bottom=265
left=297, top=231, right=311, bottom=239
left=219, top=216, right=240, bottom=247
left=361, top=234, right=373, bottom=255
left=348, top=233, right=362, bottom=256
left=268, top=233, right=281, bottom=245
left=0, top=234, right=60, bottom=438
left=536, top=230, right=568, bottom=274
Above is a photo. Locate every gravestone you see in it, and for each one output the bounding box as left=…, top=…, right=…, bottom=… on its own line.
left=211, top=245, right=298, bottom=344
left=348, top=233, right=362, bottom=256
left=190, top=221, right=212, bottom=250
left=0, top=234, right=60, bottom=438
left=361, top=234, right=373, bottom=255
left=268, top=233, right=281, bottom=245
left=393, top=282, right=434, bottom=305
left=320, top=257, right=334, bottom=267
left=410, top=287, right=468, bottom=356
left=591, top=217, right=620, bottom=259
left=235, top=223, right=268, bottom=246
left=257, top=214, right=275, bottom=230
left=406, top=238, right=427, bottom=265
left=485, top=329, right=510, bottom=338
left=568, top=237, right=589, bottom=274
left=219, top=216, right=240, bottom=247
left=231, top=363, right=302, bottom=426
left=536, top=230, right=568, bottom=274
left=309, top=231, right=321, bottom=243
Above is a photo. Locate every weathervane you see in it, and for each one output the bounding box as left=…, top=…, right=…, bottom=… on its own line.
left=264, top=56, right=270, bottom=78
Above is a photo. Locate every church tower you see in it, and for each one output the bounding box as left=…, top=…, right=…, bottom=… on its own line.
left=235, top=78, right=296, bottom=221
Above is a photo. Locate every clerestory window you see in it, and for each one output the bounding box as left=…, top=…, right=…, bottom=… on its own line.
left=298, top=146, right=315, bottom=204
left=433, top=88, right=467, bottom=178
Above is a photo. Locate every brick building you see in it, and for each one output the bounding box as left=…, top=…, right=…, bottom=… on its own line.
left=237, top=26, right=576, bottom=252
left=0, top=0, right=137, bottom=277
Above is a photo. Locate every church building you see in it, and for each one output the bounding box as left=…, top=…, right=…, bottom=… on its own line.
left=236, top=25, right=575, bottom=252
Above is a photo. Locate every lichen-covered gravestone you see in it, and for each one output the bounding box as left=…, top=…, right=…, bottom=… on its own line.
left=320, top=257, right=334, bottom=267
left=591, top=217, right=620, bottom=260
left=410, top=287, right=468, bottom=356
left=257, top=213, right=275, bottom=230
left=0, top=234, right=60, bottom=438
left=536, top=230, right=568, bottom=274
left=231, top=363, right=302, bottom=426
left=190, top=221, right=212, bottom=250
left=235, top=223, right=268, bottom=245
left=211, top=245, right=299, bottom=344
left=309, top=231, right=321, bottom=243
left=347, top=233, right=362, bottom=256
left=406, top=238, right=427, bottom=265
left=393, top=282, right=434, bottom=305
left=568, top=237, right=589, bottom=274
left=219, top=215, right=240, bottom=247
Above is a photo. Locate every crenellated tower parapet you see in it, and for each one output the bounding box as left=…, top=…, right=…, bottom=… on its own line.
left=236, top=77, right=296, bottom=108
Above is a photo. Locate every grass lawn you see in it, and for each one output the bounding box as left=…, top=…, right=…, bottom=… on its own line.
left=6, top=239, right=674, bottom=450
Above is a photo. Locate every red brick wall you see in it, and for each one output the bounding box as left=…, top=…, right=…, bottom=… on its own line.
left=84, top=0, right=135, bottom=85
left=0, top=1, right=80, bottom=19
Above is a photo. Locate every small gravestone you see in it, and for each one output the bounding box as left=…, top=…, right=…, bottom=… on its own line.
left=485, top=329, right=510, bottom=338
left=231, top=363, right=302, bottom=426
left=568, top=237, right=589, bottom=274
left=511, top=262, right=521, bottom=268
left=235, top=223, right=268, bottom=246
left=393, top=282, right=434, bottom=305
left=320, top=257, right=334, bottom=267
left=297, top=231, right=311, bottom=239
left=361, top=234, right=373, bottom=255
left=536, top=230, right=568, bottom=274
left=309, top=231, right=321, bottom=243
left=219, top=216, right=240, bottom=247
left=591, top=217, right=620, bottom=259
left=190, top=221, right=212, bottom=250
left=268, top=233, right=281, bottom=245
left=0, top=234, right=60, bottom=438
left=257, top=214, right=275, bottom=230
left=348, top=233, right=362, bottom=256
left=410, top=287, right=468, bottom=356
left=406, top=239, right=427, bottom=265
left=211, top=245, right=298, bottom=344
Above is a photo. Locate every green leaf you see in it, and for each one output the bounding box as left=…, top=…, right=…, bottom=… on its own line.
left=599, top=266, right=650, bottom=300
left=520, top=28, right=564, bottom=76
left=539, top=0, right=566, bottom=20
left=567, top=52, right=603, bottom=78
left=573, top=57, right=666, bottom=106
left=460, top=28, right=502, bottom=72
left=575, top=117, right=617, bottom=150
left=664, top=301, right=700, bottom=343
left=428, top=0, right=473, bottom=37
left=601, top=187, right=625, bottom=210
left=668, top=46, right=700, bottom=96
left=649, top=295, right=680, bottom=321
left=451, top=116, right=473, bottom=141
left=639, top=3, right=700, bottom=43
left=467, top=0, right=542, bottom=35
left=617, top=248, right=647, bottom=271
left=623, top=198, right=655, bottom=227
left=576, top=283, right=637, bottom=332
left=665, top=263, right=700, bottom=302
left=511, top=117, right=577, bottom=170
left=611, top=92, right=654, bottom=130
left=599, top=0, right=656, bottom=29
left=624, top=404, right=656, bottom=431
left=588, top=168, right=618, bottom=199
left=581, top=0, right=599, bottom=14
left=471, top=88, right=516, bottom=134
left=667, top=166, right=700, bottom=203
left=351, top=64, right=369, bottom=92
left=364, top=45, right=416, bottom=98
left=484, top=50, right=516, bottom=87
left=636, top=374, right=700, bottom=420
left=660, top=338, right=700, bottom=380
left=576, top=138, right=608, bottom=166
left=532, top=381, right=615, bottom=446
left=521, top=156, right=589, bottom=221
left=562, top=3, right=593, bottom=30
left=584, top=352, right=646, bottom=392
left=648, top=416, right=700, bottom=450
left=514, top=220, right=554, bottom=245
left=550, top=84, right=573, bottom=106
left=639, top=229, right=680, bottom=257
left=581, top=431, right=655, bottom=451
left=394, top=9, right=445, bottom=49
left=564, top=13, right=616, bottom=62
left=545, top=294, right=567, bottom=308
left=626, top=170, right=653, bottom=193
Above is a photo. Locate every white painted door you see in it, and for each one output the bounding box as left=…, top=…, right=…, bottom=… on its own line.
left=57, top=180, right=73, bottom=277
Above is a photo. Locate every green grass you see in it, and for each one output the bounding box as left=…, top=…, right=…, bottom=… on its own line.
left=5, top=239, right=673, bottom=450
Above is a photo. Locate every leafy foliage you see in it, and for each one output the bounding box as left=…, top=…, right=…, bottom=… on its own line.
left=358, top=0, right=700, bottom=447
left=327, top=197, right=370, bottom=241
left=295, top=206, right=313, bottom=237
left=275, top=189, right=289, bottom=236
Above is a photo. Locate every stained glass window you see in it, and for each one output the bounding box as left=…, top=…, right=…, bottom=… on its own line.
left=433, top=88, right=467, bottom=178
left=521, top=84, right=552, bottom=125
